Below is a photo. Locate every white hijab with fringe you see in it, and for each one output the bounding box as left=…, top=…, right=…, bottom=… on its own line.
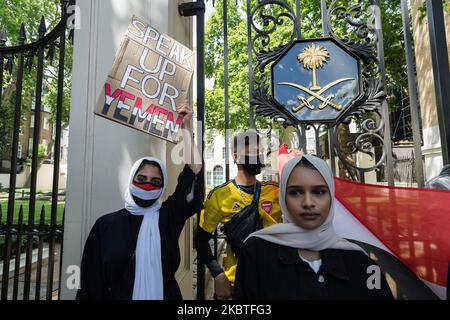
left=247, top=155, right=365, bottom=253
left=124, top=157, right=167, bottom=300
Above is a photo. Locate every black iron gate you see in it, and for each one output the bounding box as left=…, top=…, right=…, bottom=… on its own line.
left=0, top=0, right=72, bottom=300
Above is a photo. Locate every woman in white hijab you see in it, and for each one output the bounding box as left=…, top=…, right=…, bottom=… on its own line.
left=76, top=102, right=203, bottom=300
left=234, top=155, right=393, bottom=300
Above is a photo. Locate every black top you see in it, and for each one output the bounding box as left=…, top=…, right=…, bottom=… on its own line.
left=232, top=179, right=255, bottom=194
left=425, top=164, right=450, bottom=189
left=234, top=237, right=394, bottom=300
left=76, top=165, right=203, bottom=300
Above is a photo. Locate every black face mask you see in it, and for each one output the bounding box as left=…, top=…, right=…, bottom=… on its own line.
left=132, top=196, right=158, bottom=208
left=238, top=155, right=265, bottom=176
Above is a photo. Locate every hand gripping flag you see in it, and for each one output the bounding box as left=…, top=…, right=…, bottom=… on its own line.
left=334, top=178, right=450, bottom=300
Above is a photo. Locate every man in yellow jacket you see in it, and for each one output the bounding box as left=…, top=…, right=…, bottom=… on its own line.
left=196, top=130, right=281, bottom=300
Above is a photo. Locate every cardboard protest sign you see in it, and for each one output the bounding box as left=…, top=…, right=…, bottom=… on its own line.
left=95, top=15, right=195, bottom=143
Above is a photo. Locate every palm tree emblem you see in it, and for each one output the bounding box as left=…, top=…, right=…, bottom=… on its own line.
left=297, top=44, right=330, bottom=91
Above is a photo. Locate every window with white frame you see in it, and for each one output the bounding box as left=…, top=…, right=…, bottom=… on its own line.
left=28, top=138, right=33, bottom=154
left=18, top=144, right=22, bottom=159
left=30, top=115, right=35, bottom=128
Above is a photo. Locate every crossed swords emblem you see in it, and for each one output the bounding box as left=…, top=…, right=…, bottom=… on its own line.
left=276, top=44, right=355, bottom=113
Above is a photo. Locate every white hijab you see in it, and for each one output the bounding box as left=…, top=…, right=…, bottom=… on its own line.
left=247, top=155, right=365, bottom=253
left=124, top=157, right=167, bottom=300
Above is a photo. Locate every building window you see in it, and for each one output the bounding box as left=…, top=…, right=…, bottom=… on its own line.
left=207, top=147, right=214, bottom=159
left=42, top=139, right=48, bottom=154
left=28, top=138, right=33, bottom=154
left=213, top=165, right=224, bottom=187
left=222, top=147, right=226, bottom=160
left=19, top=126, right=23, bottom=135
left=44, top=117, right=50, bottom=130
left=18, top=144, right=22, bottom=159
left=30, top=115, right=35, bottom=128
left=307, top=137, right=315, bottom=153
left=206, top=171, right=212, bottom=186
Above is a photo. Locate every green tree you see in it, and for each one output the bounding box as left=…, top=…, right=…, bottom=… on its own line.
left=0, top=0, right=72, bottom=160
